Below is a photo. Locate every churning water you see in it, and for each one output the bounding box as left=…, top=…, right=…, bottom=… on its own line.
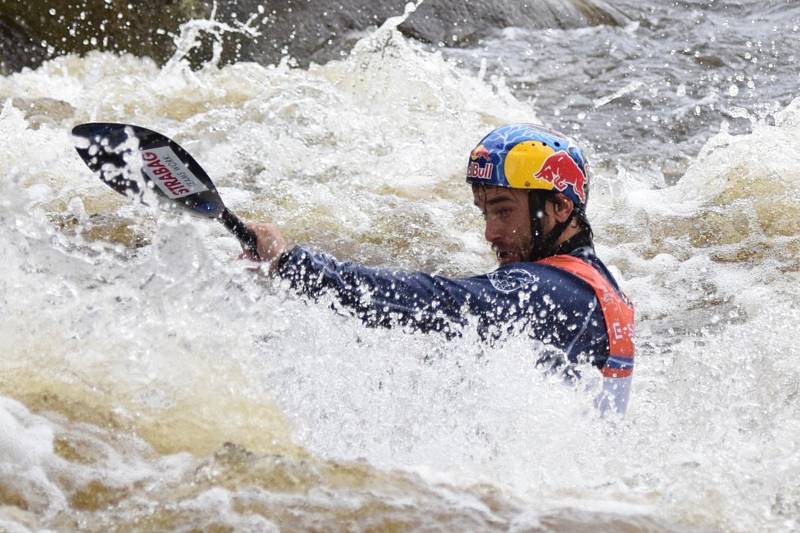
left=1, top=1, right=799, bottom=531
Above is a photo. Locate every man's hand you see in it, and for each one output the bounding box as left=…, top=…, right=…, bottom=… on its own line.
left=243, top=222, right=288, bottom=264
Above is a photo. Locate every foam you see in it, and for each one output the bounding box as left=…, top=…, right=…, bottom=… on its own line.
left=0, top=12, right=798, bottom=531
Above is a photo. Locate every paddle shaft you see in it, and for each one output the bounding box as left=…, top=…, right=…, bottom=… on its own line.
left=219, top=208, right=258, bottom=255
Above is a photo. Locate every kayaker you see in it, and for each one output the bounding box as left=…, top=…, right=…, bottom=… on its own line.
left=246, top=124, right=635, bottom=414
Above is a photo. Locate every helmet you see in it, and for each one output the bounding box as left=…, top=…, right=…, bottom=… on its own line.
left=465, top=123, right=590, bottom=213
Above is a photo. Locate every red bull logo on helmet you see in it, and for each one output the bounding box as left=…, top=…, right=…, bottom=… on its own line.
left=534, top=151, right=587, bottom=203
left=467, top=144, right=494, bottom=180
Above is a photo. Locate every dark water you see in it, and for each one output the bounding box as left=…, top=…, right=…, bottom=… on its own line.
left=445, top=0, right=800, bottom=178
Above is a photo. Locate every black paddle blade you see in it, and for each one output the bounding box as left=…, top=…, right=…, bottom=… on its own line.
left=72, top=122, right=260, bottom=256
left=71, top=122, right=225, bottom=218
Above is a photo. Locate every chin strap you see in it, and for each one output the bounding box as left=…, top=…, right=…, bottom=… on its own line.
left=527, top=190, right=591, bottom=261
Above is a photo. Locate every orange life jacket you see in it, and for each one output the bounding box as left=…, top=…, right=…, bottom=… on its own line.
left=536, top=255, right=635, bottom=412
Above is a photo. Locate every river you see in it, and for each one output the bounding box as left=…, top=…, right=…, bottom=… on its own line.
left=1, top=1, right=799, bottom=531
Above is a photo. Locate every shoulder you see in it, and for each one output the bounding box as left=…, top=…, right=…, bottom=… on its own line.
left=570, top=248, right=625, bottom=294
left=476, top=261, right=593, bottom=296
left=483, top=265, right=540, bottom=293
left=537, top=248, right=625, bottom=292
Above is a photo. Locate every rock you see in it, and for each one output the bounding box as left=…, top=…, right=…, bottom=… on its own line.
left=219, top=0, right=628, bottom=66
left=0, top=0, right=208, bottom=72
left=0, top=0, right=628, bottom=73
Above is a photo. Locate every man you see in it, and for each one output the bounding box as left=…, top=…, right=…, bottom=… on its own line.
left=246, top=124, right=634, bottom=414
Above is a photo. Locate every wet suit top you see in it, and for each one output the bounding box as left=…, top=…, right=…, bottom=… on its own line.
left=276, top=244, right=634, bottom=413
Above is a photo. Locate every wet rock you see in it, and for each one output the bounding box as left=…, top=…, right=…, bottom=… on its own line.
left=0, top=13, right=47, bottom=74
left=0, top=0, right=628, bottom=73
left=400, top=0, right=627, bottom=45
left=220, top=0, right=628, bottom=66
left=0, top=0, right=208, bottom=73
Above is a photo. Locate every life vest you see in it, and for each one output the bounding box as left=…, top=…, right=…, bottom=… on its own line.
left=536, top=255, right=635, bottom=414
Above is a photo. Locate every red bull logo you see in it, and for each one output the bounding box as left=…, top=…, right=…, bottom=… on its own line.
left=470, top=145, right=490, bottom=161
left=534, top=151, right=587, bottom=203
left=467, top=144, right=494, bottom=180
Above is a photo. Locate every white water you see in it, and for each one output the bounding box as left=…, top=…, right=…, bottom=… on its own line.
left=1, top=12, right=799, bottom=532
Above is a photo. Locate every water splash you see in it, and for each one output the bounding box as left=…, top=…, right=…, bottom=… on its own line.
left=1, top=6, right=799, bottom=531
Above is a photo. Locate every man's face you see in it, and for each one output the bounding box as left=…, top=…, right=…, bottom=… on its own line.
left=473, top=186, right=536, bottom=265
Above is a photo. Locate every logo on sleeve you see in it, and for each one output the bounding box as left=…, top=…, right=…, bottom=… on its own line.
left=487, top=269, right=536, bottom=293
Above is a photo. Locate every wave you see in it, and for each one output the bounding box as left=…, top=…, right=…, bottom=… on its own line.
left=1, top=14, right=799, bottom=532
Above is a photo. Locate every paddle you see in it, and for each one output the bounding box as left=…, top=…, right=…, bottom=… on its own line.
left=71, top=123, right=258, bottom=256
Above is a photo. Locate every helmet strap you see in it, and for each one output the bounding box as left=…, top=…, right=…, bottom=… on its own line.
left=527, top=190, right=578, bottom=261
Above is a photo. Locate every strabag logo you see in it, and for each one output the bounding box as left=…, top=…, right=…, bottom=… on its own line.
left=141, top=146, right=208, bottom=199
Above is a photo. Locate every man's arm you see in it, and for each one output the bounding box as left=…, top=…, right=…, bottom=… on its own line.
left=246, top=222, right=480, bottom=333
left=244, top=223, right=607, bottom=363
left=275, top=245, right=488, bottom=334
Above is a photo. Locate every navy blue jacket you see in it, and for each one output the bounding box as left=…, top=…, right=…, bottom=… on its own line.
left=276, top=245, right=622, bottom=374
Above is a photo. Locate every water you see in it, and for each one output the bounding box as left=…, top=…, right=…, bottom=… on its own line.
left=445, top=0, right=800, bottom=176
left=1, top=1, right=799, bottom=531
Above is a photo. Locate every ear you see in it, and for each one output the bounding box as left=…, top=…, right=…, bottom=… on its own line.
left=552, top=193, right=575, bottom=223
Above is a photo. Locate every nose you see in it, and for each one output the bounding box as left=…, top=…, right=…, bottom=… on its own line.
left=484, top=217, right=503, bottom=245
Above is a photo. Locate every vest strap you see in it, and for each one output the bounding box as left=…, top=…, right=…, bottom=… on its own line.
left=536, top=255, right=635, bottom=378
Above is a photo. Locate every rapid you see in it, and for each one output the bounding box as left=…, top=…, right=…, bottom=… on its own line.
left=1, top=1, right=799, bottom=531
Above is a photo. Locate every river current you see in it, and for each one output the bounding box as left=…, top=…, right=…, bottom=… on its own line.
left=1, top=1, right=799, bottom=531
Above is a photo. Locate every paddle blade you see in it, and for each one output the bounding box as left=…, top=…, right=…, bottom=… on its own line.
left=71, top=123, right=226, bottom=218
